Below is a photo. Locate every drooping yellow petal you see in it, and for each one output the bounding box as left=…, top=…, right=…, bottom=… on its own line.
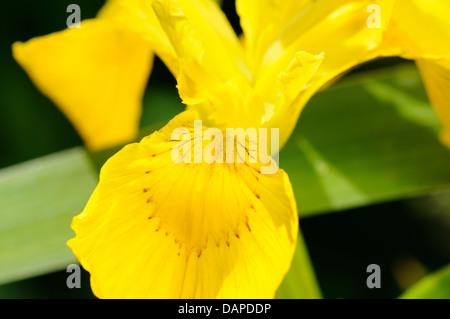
left=416, top=58, right=450, bottom=147
left=68, top=110, right=298, bottom=298
left=13, top=20, right=152, bottom=150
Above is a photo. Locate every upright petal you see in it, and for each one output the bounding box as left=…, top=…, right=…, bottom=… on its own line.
left=255, top=51, right=324, bottom=147
left=13, top=20, right=152, bottom=150
left=152, top=0, right=248, bottom=105
left=237, top=0, right=312, bottom=73
left=68, top=110, right=298, bottom=298
left=239, top=0, right=394, bottom=145
left=416, top=58, right=450, bottom=147
left=238, top=0, right=393, bottom=78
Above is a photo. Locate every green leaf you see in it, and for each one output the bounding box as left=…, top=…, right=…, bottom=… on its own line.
left=400, top=264, right=450, bottom=299
left=276, top=229, right=322, bottom=299
left=0, top=148, right=97, bottom=285
left=282, top=63, right=450, bottom=218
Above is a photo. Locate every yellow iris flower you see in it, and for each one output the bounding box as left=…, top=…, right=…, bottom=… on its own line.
left=12, top=0, right=450, bottom=298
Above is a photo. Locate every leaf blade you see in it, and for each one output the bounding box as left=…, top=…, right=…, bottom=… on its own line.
left=0, top=148, right=97, bottom=284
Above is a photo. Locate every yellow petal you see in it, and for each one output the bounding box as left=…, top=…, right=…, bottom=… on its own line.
left=416, top=58, right=450, bottom=147
left=183, top=50, right=321, bottom=150
left=152, top=0, right=248, bottom=105
left=236, top=0, right=312, bottom=73
left=278, top=0, right=393, bottom=90
left=379, top=0, right=450, bottom=59
left=12, top=19, right=152, bottom=150
left=68, top=110, right=298, bottom=298
left=239, top=0, right=393, bottom=145
left=375, top=0, right=450, bottom=147
left=238, top=0, right=393, bottom=76
left=98, top=0, right=179, bottom=75
left=256, top=51, right=324, bottom=147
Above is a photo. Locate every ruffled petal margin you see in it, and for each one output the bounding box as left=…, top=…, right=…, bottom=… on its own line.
left=68, top=110, right=298, bottom=298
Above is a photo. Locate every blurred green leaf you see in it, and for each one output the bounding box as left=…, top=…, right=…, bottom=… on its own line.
left=276, top=230, right=322, bottom=299
left=0, top=148, right=97, bottom=285
left=400, top=264, right=450, bottom=299
left=283, top=63, right=450, bottom=218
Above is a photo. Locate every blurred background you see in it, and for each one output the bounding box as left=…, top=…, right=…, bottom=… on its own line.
left=0, top=0, right=449, bottom=298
